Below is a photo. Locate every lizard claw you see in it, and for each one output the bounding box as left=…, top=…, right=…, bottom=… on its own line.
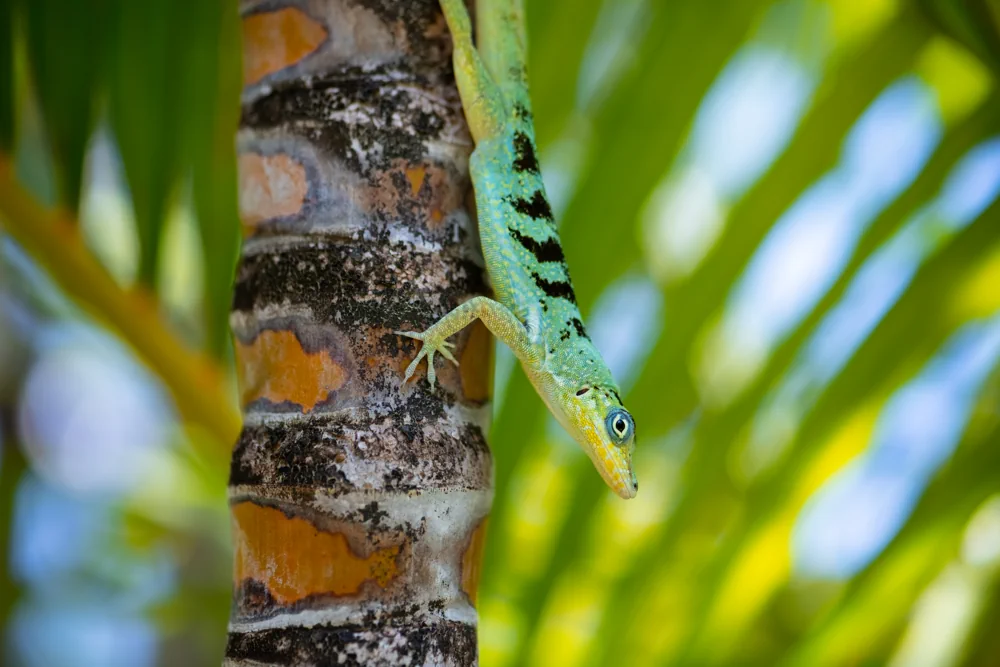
left=396, top=330, right=458, bottom=390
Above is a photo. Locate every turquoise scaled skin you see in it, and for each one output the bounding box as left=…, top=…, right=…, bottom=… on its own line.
left=397, top=0, right=638, bottom=499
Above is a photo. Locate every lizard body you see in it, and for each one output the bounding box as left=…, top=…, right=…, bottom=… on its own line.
left=398, top=0, right=638, bottom=499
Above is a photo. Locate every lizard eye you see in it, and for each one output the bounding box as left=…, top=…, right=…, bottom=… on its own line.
left=606, top=409, right=633, bottom=444
left=576, top=386, right=591, bottom=397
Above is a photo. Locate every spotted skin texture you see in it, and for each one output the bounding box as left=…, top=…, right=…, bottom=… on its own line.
left=400, top=0, right=638, bottom=499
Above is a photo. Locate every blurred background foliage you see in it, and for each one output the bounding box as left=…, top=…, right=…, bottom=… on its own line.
left=0, top=0, right=999, bottom=665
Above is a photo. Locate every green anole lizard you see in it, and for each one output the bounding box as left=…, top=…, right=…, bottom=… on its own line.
left=398, top=0, right=638, bottom=499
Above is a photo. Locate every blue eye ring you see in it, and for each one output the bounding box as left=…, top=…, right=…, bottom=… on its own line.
left=605, top=409, right=633, bottom=444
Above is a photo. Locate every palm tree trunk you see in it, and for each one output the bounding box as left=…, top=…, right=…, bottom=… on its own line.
left=225, top=1, right=492, bottom=665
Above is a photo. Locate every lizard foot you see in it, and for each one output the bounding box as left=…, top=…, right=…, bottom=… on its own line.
left=395, top=330, right=458, bottom=389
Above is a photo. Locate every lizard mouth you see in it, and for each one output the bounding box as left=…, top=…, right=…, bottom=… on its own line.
left=585, top=445, right=638, bottom=499
left=611, top=469, right=639, bottom=500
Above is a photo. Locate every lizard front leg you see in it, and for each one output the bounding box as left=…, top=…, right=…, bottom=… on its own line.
left=397, top=296, right=541, bottom=389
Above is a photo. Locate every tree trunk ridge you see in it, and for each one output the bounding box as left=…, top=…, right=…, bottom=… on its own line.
left=226, top=1, right=492, bottom=665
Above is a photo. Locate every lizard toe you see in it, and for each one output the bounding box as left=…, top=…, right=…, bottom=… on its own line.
left=402, top=348, right=427, bottom=384
left=426, top=349, right=437, bottom=388
left=438, top=341, right=458, bottom=365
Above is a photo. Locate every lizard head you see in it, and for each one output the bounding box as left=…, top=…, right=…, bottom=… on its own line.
left=563, top=385, right=638, bottom=499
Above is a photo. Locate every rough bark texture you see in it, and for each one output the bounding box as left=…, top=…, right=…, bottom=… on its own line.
left=226, top=2, right=492, bottom=665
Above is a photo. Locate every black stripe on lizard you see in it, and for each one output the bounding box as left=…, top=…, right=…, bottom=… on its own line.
left=506, top=190, right=553, bottom=220
left=509, top=228, right=565, bottom=263
left=530, top=271, right=577, bottom=303
left=512, top=130, right=540, bottom=174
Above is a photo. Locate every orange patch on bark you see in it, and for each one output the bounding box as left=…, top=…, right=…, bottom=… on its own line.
left=460, top=321, right=493, bottom=402
left=236, top=330, right=346, bottom=411
left=405, top=165, right=426, bottom=196
left=242, top=8, right=328, bottom=85
left=461, top=519, right=488, bottom=606
left=238, top=153, right=309, bottom=230
left=232, top=502, right=400, bottom=604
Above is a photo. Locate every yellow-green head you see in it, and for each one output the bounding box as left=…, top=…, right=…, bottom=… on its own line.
left=533, top=370, right=638, bottom=499
left=567, top=384, right=637, bottom=499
